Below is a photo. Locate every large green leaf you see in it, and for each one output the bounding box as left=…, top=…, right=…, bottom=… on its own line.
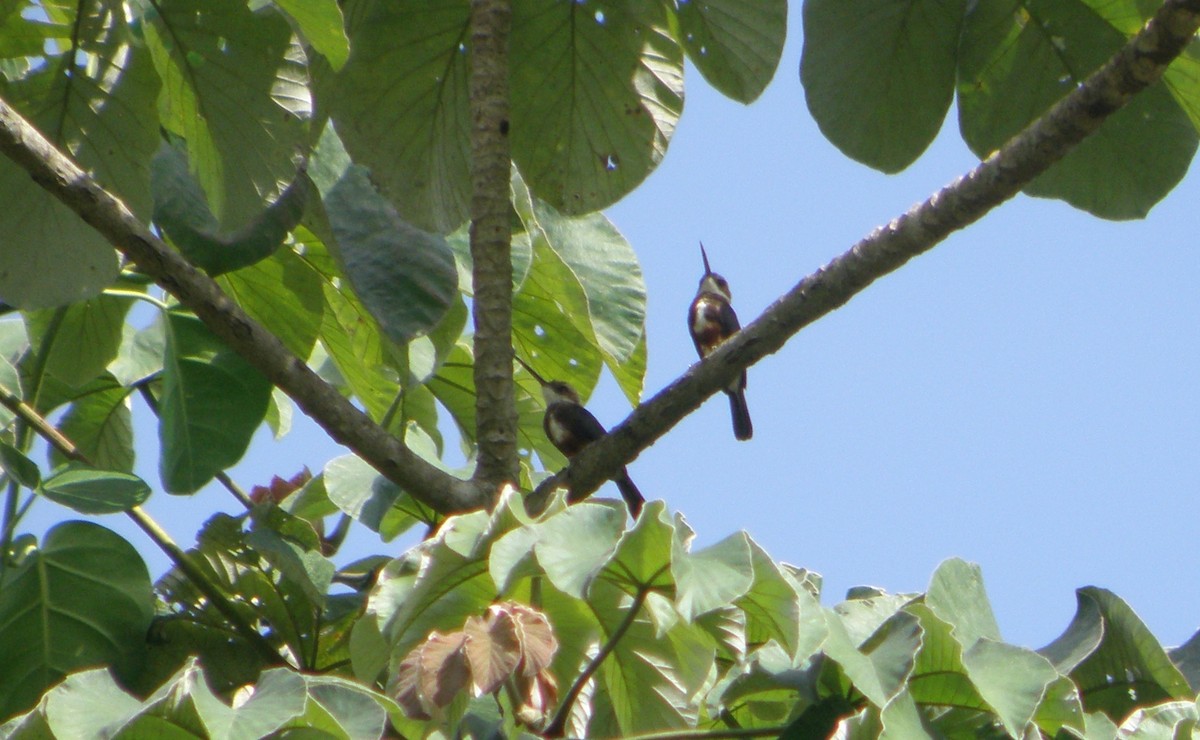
left=329, top=0, right=472, bottom=233
left=1043, top=587, right=1193, bottom=722
left=0, top=3, right=158, bottom=309
left=675, top=0, right=787, bottom=104
left=0, top=522, right=153, bottom=720
left=159, top=312, right=272, bottom=493
left=50, top=373, right=135, bottom=473
left=510, top=0, right=684, bottom=215
left=957, top=0, right=1197, bottom=219
left=801, top=0, right=967, bottom=173
left=142, top=0, right=312, bottom=229
left=735, top=537, right=806, bottom=657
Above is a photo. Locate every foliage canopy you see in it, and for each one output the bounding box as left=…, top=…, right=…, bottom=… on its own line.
left=0, top=0, right=1198, bottom=737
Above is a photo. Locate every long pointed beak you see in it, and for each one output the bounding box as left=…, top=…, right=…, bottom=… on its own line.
left=700, top=241, right=713, bottom=276
left=515, top=355, right=548, bottom=387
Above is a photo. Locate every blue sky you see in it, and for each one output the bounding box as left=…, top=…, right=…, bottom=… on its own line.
left=21, top=7, right=1200, bottom=654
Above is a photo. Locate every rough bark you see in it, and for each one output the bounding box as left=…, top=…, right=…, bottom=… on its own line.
left=467, top=0, right=518, bottom=496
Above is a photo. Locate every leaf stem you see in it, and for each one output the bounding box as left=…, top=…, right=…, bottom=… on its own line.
left=542, top=586, right=650, bottom=737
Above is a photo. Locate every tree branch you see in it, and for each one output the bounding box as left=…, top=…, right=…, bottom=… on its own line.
left=529, top=0, right=1200, bottom=510
left=467, top=0, right=518, bottom=494
left=0, top=99, right=488, bottom=516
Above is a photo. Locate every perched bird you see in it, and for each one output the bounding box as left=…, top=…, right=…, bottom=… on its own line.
left=689, top=242, right=752, bottom=441
left=516, top=356, right=644, bottom=518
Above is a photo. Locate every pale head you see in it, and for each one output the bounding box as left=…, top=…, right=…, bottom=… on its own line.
left=542, top=379, right=580, bottom=406
left=697, top=242, right=732, bottom=300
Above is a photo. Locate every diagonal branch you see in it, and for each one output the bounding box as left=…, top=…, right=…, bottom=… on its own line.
left=467, top=0, right=518, bottom=495
left=529, top=0, right=1200, bottom=510
left=0, top=101, right=488, bottom=516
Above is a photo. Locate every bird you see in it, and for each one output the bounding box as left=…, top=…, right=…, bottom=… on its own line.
left=689, top=242, right=752, bottom=441
left=515, top=356, right=644, bottom=518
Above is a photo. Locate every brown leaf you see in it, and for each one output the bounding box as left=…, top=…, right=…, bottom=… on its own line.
left=393, top=646, right=432, bottom=720
left=508, top=602, right=558, bottom=676
left=465, top=611, right=521, bottom=696
left=515, top=668, right=559, bottom=729
left=420, top=630, right=471, bottom=709
left=248, top=467, right=312, bottom=504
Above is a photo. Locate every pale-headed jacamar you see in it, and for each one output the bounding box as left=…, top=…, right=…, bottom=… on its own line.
left=689, top=242, right=752, bottom=441
left=516, top=356, right=645, bottom=518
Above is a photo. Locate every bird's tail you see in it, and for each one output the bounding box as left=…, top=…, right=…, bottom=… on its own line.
left=728, top=388, right=753, bottom=441
left=616, top=469, right=645, bottom=519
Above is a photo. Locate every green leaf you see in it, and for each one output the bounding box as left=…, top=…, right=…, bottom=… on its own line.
left=0, top=5, right=158, bottom=309
left=671, top=522, right=753, bottom=621
left=51, top=373, right=135, bottom=473
left=924, top=557, right=1000, bottom=647
left=272, top=0, right=350, bottom=70
left=529, top=189, right=648, bottom=403
left=0, top=521, right=153, bottom=720
left=1045, top=587, right=1192, bottom=722
left=961, top=638, right=1061, bottom=737
left=520, top=500, right=626, bottom=598
left=324, top=454, right=422, bottom=541
left=675, top=0, right=786, bottom=103
left=159, top=312, right=272, bottom=493
left=736, top=536, right=806, bottom=657
left=510, top=0, right=684, bottom=215
left=329, top=0, right=472, bottom=232
left=322, top=164, right=458, bottom=345
left=602, top=501, right=676, bottom=591
left=109, top=318, right=166, bottom=387
left=143, top=0, right=311, bottom=229
left=218, top=247, right=325, bottom=360
left=244, top=526, right=335, bottom=607
left=315, top=269, right=401, bottom=422
left=40, top=464, right=150, bottom=514
left=151, top=142, right=311, bottom=276
left=2, top=668, right=142, bottom=739
left=0, top=440, right=39, bottom=488
left=25, top=294, right=134, bottom=389
left=801, top=0, right=967, bottom=172
left=821, top=607, right=921, bottom=708
left=1118, top=700, right=1200, bottom=737
left=957, top=0, right=1198, bottom=219
left=589, top=582, right=715, bottom=734
left=0, top=351, right=19, bottom=428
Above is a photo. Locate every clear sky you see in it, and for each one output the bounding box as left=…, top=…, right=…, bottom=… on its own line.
left=22, top=7, right=1200, bottom=654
